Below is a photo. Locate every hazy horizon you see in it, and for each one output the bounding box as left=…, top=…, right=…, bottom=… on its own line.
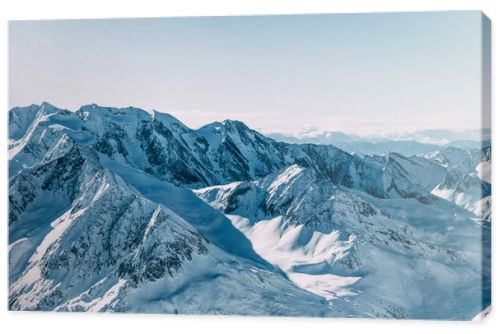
left=9, top=12, right=487, bottom=136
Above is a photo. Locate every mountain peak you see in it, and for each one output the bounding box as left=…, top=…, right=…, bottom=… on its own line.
left=221, top=119, right=253, bottom=131
left=36, top=102, right=72, bottom=117
left=152, top=109, right=187, bottom=128
left=40, top=101, right=58, bottom=109
left=77, top=104, right=151, bottom=126
left=198, top=119, right=251, bottom=132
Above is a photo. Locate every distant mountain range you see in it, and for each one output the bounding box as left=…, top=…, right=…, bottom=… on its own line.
left=8, top=103, right=490, bottom=319
left=267, top=129, right=491, bottom=156
left=267, top=128, right=490, bottom=156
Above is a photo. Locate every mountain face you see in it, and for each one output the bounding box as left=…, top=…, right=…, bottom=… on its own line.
left=9, top=103, right=490, bottom=319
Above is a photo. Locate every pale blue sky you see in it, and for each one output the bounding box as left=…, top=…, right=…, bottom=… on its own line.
left=9, top=12, right=485, bottom=135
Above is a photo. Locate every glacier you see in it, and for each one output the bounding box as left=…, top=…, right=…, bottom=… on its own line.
left=8, top=103, right=491, bottom=319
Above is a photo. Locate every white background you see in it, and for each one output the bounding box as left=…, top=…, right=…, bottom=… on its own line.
left=0, top=1, right=498, bottom=333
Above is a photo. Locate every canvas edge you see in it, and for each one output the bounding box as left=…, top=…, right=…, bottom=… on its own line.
left=479, top=11, right=492, bottom=321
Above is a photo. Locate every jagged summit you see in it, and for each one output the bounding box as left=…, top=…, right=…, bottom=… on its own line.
left=77, top=103, right=152, bottom=122
left=197, top=119, right=259, bottom=136
left=152, top=109, right=183, bottom=124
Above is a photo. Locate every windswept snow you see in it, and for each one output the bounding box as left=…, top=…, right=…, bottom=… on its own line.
left=227, top=214, right=361, bottom=301
left=476, top=161, right=491, bottom=184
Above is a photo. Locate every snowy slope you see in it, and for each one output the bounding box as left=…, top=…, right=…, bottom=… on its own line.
left=195, top=165, right=484, bottom=319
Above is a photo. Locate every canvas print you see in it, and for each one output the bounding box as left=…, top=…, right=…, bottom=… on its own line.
left=8, top=12, right=491, bottom=320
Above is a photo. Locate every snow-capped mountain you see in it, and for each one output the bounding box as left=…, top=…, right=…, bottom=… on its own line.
left=8, top=103, right=490, bottom=319
left=421, top=147, right=492, bottom=222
